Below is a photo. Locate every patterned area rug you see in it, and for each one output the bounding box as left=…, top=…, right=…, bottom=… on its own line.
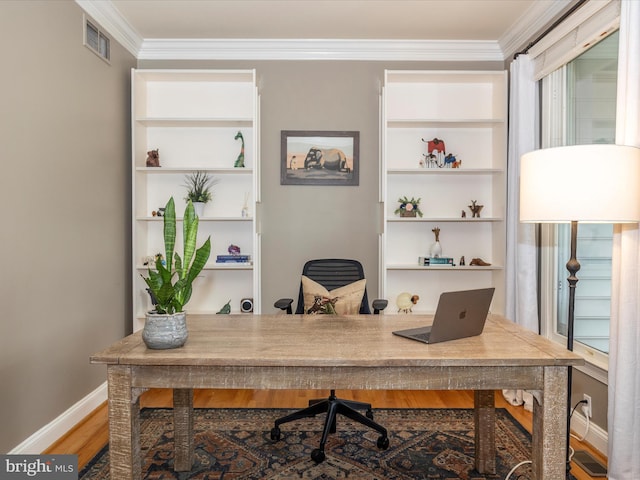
left=80, top=408, right=539, bottom=479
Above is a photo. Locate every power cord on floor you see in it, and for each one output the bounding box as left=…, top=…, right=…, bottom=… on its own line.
left=504, top=399, right=589, bottom=479
left=504, top=460, right=532, bottom=479
left=570, top=400, right=591, bottom=442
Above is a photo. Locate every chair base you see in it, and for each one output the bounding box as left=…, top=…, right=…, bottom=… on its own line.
left=270, top=391, right=389, bottom=463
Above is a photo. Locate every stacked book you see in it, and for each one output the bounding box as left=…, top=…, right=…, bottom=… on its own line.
left=418, top=257, right=455, bottom=267
left=216, top=254, right=252, bottom=264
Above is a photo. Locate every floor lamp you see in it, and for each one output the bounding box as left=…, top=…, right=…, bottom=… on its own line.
left=519, top=144, right=640, bottom=478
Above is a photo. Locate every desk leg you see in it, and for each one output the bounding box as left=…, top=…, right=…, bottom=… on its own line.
left=107, top=365, right=141, bottom=480
left=532, top=366, right=568, bottom=480
left=474, top=390, right=496, bottom=474
left=173, top=388, right=194, bottom=471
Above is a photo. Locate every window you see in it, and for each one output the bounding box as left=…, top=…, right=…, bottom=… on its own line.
left=541, top=31, right=618, bottom=373
left=84, top=16, right=110, bottom=62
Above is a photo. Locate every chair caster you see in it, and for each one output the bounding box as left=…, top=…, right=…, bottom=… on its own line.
left=377, top=435, right=390, bottom=450
left=366, top=409, right=374, bottom=420
left=270, top=427, right=281, bottom=442
left=311, top=448, right=326, bottom=463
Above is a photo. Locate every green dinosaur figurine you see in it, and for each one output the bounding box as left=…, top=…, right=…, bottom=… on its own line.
left=234, top=131, right=245, bottom=168
left=216, top=300, right=231, bottom=314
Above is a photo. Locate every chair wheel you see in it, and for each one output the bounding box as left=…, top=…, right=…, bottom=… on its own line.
left=366, top=409, right=374, bottom=420
left=270, top=427, right=281, bottom=442
left=377, top=435, right=389, bottom=450
left=311, top=448, right=326, bottom=463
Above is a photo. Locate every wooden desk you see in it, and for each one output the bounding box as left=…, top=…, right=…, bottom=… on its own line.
left=91, top=314, right=583, bottom=480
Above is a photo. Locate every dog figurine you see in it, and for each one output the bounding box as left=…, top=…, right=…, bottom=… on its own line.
left=146, top=149, right=160, bottom=167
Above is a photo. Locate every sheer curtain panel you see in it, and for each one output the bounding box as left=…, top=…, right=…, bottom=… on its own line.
left=502, top=54, right=539, bottom=410
left=608, top=1, right=640, bottom=478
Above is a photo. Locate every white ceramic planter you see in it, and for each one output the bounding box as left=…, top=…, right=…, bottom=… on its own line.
left=192, top=202, right=205, bottom=217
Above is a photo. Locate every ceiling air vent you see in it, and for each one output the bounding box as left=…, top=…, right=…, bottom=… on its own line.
left=84, top=15, right=110, bottom=63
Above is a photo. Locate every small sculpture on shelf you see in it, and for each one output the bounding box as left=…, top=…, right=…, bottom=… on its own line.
left=228, top=244, right=241, bottom=255
left=234, top=131, right=245, bottom=168
left=443, top=153, right=460, bottom=168
left=468, top=200, right=484, bottom=218
left=421, top=153, right=438, bottom=168
left=470, top=258, right=491, bottom=266
left=146, top=149, right=160, bottom=167
left=395, top=196, right=423, bottom=217
left=461, top=210, right=466, bottom=218
left=396, top=293, right=419, bottom=313
left=430, top=227, right=442, bottom=258
left=459, top=256, right=466, bottom=266
left=217, top=300, right=231, bottom=314
left=421, top=137, right=446, bottom=167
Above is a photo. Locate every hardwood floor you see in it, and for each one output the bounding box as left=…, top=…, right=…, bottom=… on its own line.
left=45, top=389, right=607, bottom=479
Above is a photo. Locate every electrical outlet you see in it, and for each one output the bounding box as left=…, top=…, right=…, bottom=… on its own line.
left=583, top=394, right=592, bottom=418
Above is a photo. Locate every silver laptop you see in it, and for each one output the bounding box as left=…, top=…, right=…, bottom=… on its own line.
left=392, top=288, right=495, bottom=344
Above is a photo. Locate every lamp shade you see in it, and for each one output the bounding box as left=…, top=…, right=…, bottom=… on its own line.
left=520, top=144, right=640, bottom=223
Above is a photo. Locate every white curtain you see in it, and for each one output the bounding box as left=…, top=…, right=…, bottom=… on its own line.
left=505, top=54, right=539, bottom=332
left=502, top=54, right=539, bottom=409
left=608, top=1, right=640, bottom=478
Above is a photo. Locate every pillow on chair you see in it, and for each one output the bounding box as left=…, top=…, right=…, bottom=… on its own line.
left=301, top=276, right=366, bottom=315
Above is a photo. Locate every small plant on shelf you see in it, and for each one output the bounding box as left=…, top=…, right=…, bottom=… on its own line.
left=394, top=196, right=423, bottom=218
left=183, top=171, right=217, bottom=204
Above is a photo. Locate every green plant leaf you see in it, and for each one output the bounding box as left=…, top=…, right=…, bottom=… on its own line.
left=163, top=198, right=176, bottom=270
left=187, top=237, right=211, bottom=285
left=182, top=202, right=198, bottom=275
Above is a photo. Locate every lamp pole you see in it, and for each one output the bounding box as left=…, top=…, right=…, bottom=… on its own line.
left=565, top=220, right=580, bottom=478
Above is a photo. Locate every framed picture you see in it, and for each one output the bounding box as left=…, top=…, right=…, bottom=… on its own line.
left=281, top=130, right=359, bottom=186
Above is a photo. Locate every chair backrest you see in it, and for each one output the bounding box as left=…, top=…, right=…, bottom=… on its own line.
left=294, top=259, right=371, bottom=314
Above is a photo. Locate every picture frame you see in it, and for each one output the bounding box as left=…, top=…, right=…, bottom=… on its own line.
left=281, top=130, right=359, bottom=186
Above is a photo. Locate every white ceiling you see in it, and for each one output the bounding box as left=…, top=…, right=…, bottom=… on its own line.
left=79, top=0, right=575, bottom=61
left=111, top=0, right=536, bottom=41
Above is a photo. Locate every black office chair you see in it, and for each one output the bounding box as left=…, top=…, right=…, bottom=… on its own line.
left=270, top=259, right=389, bottom=463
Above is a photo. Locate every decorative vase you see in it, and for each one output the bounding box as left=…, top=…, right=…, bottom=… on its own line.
left=192, top=202, right=205, bottom=217
left=430, top=241, right=442, bottom=258
left=142, top=311, right=188, bottom=349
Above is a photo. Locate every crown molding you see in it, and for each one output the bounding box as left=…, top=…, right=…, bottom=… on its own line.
left=75, top=0, right=143, bottom=57
left=76, top=0, right=568, bottom=62
left=136, top=38, right=504, bottom=62
left=499, top=0, right=575, bottom=60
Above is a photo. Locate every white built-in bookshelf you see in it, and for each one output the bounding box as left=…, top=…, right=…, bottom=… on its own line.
left=380, top=70, right=507, bottom=314
left=132, top=69, right=260, bottom=330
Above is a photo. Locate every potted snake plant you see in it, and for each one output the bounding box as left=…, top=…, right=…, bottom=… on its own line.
left=141, top=197, right=211, bottom=349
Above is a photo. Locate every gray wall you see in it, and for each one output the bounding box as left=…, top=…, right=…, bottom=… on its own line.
left=139, top=59, right=502, bottom=311
left=0, top=1, right=135, bottom=452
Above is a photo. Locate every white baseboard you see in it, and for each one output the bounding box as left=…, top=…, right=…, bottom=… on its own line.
left=9, top=382, right=108, bottom=454
left=571, top=411, right=608, bottom=457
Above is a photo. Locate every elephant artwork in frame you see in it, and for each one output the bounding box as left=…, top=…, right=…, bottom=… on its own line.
left=281, top=130, right=359, bottom=186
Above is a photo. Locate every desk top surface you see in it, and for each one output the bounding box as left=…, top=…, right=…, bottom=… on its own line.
left=91, top=314, right=583, bottom=368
